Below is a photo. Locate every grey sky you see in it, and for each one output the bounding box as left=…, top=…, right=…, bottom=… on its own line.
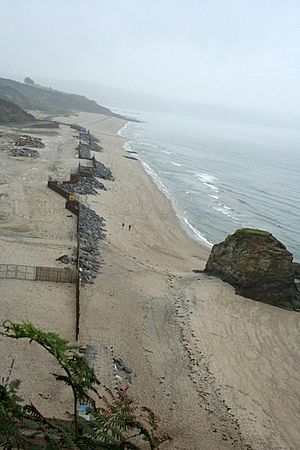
left=1, top=0, right=299, bottom=114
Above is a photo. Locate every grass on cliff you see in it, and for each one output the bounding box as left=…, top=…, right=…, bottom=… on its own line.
left=235, top=228, right=271, bottom=237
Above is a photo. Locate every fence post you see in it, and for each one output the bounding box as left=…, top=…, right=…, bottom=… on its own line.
left=75, top=202, right=80, bottom=342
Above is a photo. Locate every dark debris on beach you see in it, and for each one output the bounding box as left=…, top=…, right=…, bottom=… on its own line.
left=79, top=161, right=114, bottom=181
left=78, top=140, right=103, bottom=160
left=78, top=143, right=92, bottom=160
left=50, top=124, right=112, bottom=285
left=10, top=147, right=39, bottom=157
left=59, top=177, right=106, bottom=196
left=79, top=204, right=106, bottom=286
left=94, top=160, right=114, bottom=180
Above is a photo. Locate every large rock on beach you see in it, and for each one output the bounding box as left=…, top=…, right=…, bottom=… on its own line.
left=205, top=228, right=300, bottom=310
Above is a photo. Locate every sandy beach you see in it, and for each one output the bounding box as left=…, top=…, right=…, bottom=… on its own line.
left=1, top=111, right=299, bottom=449
left=54, top=112, right=300, bottom=449
left=0, top=121, right=78, bottom=417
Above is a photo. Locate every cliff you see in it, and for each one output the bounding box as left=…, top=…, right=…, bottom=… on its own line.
left=0, top=97, right=34, bottom=123
left=0, top=77, right=126, bottom=118
left=205, top=228, right=300, bottom=310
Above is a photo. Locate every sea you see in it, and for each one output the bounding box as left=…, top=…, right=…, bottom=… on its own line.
left=117, top=110, right=300, bottom=261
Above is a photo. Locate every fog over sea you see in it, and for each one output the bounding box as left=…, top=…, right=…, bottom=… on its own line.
left=118, top=110, right=300, bottom=261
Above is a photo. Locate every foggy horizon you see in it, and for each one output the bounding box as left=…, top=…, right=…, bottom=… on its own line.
left=1, top=0, right=300, bottom=115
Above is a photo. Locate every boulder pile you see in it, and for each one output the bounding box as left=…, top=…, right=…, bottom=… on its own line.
left=78, top=143, right=91, bottom=159
left=59, top=177, right=106, bottom=196
left=56, top=254, right=76, bottom=264
left=10, top=147, right=39, bottom=157
left=15, top=135, right=44, bottom=148
left=78, top=204, right=106, bottom=286
left=89, top=137, right=103, bottom=153
left=80, top=161, right=114, bottom=181
left=78, top=141, right=103, bottom=159
left=113, top=356, right=133, bottom=384
left=205, top=228, right=300, bottom=310
left=93, top=160, right=114, bottom=180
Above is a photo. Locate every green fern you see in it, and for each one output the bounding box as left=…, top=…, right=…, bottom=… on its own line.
left=0, top=320, right=165, bottom=449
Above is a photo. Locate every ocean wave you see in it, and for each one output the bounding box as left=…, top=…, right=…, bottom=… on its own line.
left=139, top=140, right=157, bottom=148
left=141, top=161, right=212, bottom=248
left=194, top=172, right=217, bottom=183
left=191, top=172, right=219, bottom=192
left=209, top=194, right=219, bottom=199
left=213, top=206, right=232, bottom=216
left=117, top=113, right=300, bottom=261
left=117, top=122, right=129, bottom=137
left=213, top=204, right=235, bottom=218
left=181, top=217, right=213, bottom=248
left=204, top=182, right=219, bottom=192
left=171, top=161, right=183, bottom=167
left=123, top=141, right=134, bottom=152
left=141, top=161, right=173, bottom=200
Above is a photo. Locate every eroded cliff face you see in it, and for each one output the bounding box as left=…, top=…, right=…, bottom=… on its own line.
left=205, top=228, right=300, bottom=310
left=0, top=97, right=34, bottom=123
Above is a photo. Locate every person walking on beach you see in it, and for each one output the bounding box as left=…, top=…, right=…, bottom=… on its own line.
left=128, top=224, right=132, bottom=231
left=122, top=222, right=125, bottom=229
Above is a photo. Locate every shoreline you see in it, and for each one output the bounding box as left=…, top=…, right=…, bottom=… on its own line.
left=117, top=114, right=300, bottom=263
left=141, top=159, right=213, bottom=249
left=55, top=112, right=247, bottom=449
left=2, top=111, right=299, bottom=448
left=118, top=121, right=213, bottom=251
left=55, top=111, right=210, bottom=271
left=54, top=112, right=300, bottom=450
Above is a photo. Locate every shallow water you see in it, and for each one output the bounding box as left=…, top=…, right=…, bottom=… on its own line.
left=119, top=110, right=300, bottom=261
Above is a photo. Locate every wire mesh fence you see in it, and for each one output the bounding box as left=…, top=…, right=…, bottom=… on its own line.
left=0, top=264, right=36, bottom=280
left=0, top=264, right=77, bottom=283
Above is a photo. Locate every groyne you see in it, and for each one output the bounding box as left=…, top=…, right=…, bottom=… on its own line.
left=47, top=125, right=112, bottom=341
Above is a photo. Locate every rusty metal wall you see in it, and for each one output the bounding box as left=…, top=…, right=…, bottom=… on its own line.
left=47, top=180, right=70, bottom=199
left=36, top=266, right=77, bottom=283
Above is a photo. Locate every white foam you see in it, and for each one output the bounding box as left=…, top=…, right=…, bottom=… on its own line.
left=124, top=141, right=136, bottom=153
left=192, top=172, right=219, bottom=192
left=181, top=216, right=213, bottom=248
left=209, top=194, right=219, bottom=199
left=141, top=161, right=212, bottom=248
left=139, top=140, right=155, bottom=148
left=171, top=161, right=182, bottom=167
left=117, top=122, right=129, bottom=137
left=194, top=172, right=217, bottom=183
left=141, top=161, right=172, bottom=199
left=121, top=135, right=212, bottom=249
left=204, top=182, right=219, bottom=192
left=213, top=205, right=232, bottom=216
